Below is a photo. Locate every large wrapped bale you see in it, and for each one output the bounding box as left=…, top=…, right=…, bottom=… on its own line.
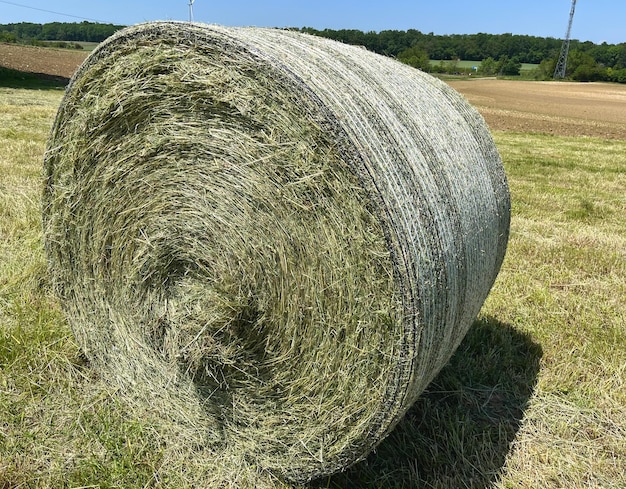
left=42, top=21, right=510, bottom=485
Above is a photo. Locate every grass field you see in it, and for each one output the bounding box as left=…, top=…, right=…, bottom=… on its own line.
left=1, top=83, right=625, bottom=488
left=430, top=59, right=539, bottom=73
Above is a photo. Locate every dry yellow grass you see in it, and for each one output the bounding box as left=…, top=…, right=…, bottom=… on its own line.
left=482, top=132, right=626, bottom=489
left=1, top=81, right=625, bottom=488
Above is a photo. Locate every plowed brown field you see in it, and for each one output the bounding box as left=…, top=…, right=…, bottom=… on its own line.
left=0, top=42, right=88, bottom=80
left=2, top=42, right=625, bottom=139
left=448, top=78, right=626, bottom=140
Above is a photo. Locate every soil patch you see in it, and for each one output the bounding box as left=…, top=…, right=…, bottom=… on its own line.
left=0, top=42, right=88, bottom=80
left=448, top=78, right=626, bottom=140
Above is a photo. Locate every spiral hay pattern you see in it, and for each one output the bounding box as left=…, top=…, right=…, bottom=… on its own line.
left=43, top=22, right=510, bottom=485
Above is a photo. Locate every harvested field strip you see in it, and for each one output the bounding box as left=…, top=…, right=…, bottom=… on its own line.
left=3, top=39, right=626, bottom=139
left=448, top=79, right=626, bottom=139
left=0, top=42, right=88, bottom=79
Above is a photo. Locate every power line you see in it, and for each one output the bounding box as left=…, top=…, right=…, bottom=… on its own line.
left=0, top=0, right=109, bottom=23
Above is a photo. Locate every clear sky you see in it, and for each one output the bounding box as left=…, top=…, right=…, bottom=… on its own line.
left=1, top=0, right=624, bottom=45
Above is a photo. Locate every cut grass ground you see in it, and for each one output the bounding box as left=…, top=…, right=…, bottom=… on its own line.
left=1, top=87, right=624, bottom=488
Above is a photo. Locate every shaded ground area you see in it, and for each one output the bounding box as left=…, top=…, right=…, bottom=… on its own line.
left=313, top=317, right=543, bottom=489
left=449, top=78, right=626, bottom=140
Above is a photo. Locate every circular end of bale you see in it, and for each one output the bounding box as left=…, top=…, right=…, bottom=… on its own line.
left=43, top=21, right=510, bottom=484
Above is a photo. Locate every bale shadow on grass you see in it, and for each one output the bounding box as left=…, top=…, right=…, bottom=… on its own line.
left=311, top=317, right=542, bottom=489
left=0, top=66, right=68, bottom=89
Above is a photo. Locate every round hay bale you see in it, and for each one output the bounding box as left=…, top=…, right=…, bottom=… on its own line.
left=42, top=21, right=510, bottom=484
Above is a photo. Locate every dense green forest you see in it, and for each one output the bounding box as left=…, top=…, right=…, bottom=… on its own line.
left=0, top=21, right=124, bottom=44
left=1, top=22, right=625, bottom=82
left=298, top=27, right=626, bottom=82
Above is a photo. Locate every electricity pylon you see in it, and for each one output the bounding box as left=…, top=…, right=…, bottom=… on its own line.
left=553, top=0, right=577, bottom=79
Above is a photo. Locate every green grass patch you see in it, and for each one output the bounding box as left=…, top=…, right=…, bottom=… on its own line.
left=75, top=41, right=100, bottom=51
left=1, top=89, right=625, bottom=488
left=430, top=59, right=539, bottom=72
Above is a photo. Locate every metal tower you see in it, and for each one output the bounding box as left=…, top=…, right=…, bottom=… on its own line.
left=553, top=0, right=577, bottom=79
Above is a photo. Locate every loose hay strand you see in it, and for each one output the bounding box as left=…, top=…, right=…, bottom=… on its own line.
left=42, top=21, right=510, bottom=485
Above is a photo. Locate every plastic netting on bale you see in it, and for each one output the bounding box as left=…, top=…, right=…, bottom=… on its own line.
left=42, top=21, right=510, bottom=486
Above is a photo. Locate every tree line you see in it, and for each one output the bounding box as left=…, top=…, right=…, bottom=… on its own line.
left=300, top=28, right=566, bottom=63
left=0, top=21, right=124, bottom=44
left=298, top=27, right=626, bottom=83
left=1, top=22, right=625, bottom=82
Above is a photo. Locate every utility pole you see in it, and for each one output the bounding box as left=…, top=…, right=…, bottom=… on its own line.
left=188, top=0, right=195, bottom=22
left=553, top=0, right=577, bottom=79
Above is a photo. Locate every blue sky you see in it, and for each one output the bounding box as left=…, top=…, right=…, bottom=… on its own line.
left=1, top=0, right=624, bottom=44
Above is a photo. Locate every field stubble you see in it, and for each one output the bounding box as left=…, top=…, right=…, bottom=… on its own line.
left=1, top=78, right=625, bottom=488
left=449, top=79, right=626, bottom=140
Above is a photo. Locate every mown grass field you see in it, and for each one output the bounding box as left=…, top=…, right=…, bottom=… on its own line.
left=430, top=59, right=539, bottom=73
left=1, top=83, right=625, bottom=488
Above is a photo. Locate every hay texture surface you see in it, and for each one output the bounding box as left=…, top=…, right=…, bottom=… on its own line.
left=43, top=22, right=510, bottom=485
